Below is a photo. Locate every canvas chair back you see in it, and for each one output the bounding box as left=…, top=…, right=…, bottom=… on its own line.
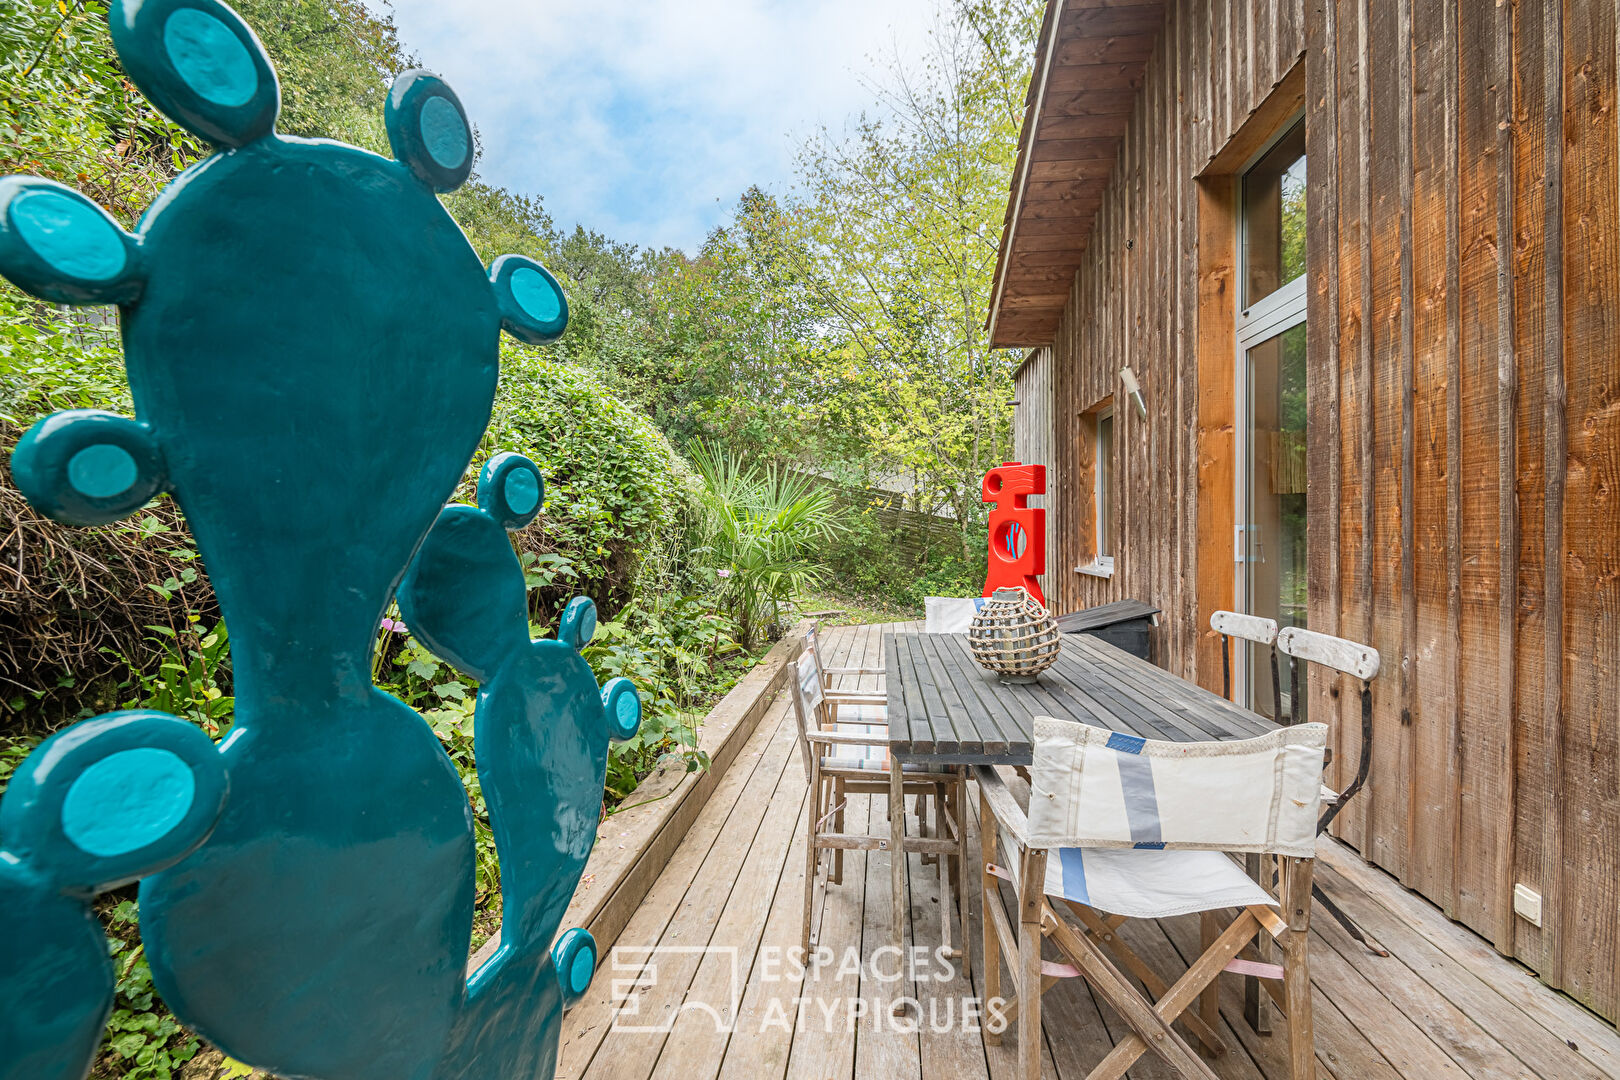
left=925, top=596, right=983, bottom=633
left=1026, top=717, right=1328, bottom=858
left=788, top=652, right=826, bottom=779
left=801, top=628, right=830, bottom=686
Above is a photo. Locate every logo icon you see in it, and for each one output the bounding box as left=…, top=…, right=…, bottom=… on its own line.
left=608, top=945, right=743, bottom=1034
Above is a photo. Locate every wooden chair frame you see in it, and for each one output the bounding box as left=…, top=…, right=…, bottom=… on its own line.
left=803, top=625, right=889, bottom=702
left=1274, top=625, right=1388, bottom=960
left=802, top=627, right=935, bottom=840
left=975, top=764, right=1317, bottom=1080
left=1209, top=609, right=1285, bottom=1030
left=1274, top=626, right=1379, bottom=832
left=788, top=651, right=969, bottom=966
left=1210, top=609, right=1282, bottom=719
left=805, top=623, right=957, bottom=890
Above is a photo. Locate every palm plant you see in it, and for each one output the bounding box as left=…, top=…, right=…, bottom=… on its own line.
left=688, top=441, right=845, bottom=649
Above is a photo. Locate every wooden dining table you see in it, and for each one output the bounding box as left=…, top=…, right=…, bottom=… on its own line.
left=880, top=630, right=1279, bottom=957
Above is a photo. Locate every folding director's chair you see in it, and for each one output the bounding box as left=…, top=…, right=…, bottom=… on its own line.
left=977, top=716, right=1329, bottom=1080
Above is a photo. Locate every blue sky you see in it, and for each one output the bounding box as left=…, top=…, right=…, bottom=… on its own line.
left=372, top=0, right=937, bottom=253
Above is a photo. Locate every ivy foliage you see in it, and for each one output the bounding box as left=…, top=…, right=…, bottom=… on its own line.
left=102, top=901, right=199, bottom=1080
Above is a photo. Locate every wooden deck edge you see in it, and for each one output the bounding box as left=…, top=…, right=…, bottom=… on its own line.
left=466, top=619, right=813, bottom=974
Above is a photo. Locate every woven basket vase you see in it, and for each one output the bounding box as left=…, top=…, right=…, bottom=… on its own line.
left=968, top=587, right=1060, bottom=683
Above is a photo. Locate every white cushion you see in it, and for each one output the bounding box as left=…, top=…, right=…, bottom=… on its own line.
left=924, top=596, right=984, bottom=634
left=1042, top=847, right=1275, bottom=919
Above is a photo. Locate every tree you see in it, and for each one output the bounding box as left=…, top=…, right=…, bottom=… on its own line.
left=639, top=187, right=833, bottom=458
left=230, top=0, right=405, bottom=147
left=632, top=1, right=1042, bottom=540
left=787, top=0, right=1042, bottom=537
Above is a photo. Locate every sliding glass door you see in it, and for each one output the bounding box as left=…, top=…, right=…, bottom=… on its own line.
left=1235, top=120, right=1307, bottom=722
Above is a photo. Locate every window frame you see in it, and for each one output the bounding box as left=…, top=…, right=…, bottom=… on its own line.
left=1237, top=118, right=1309, bottom=310
left=1232, top=114, right=1307, bottom=707
left=1075, top=398, right=1115, bottom=578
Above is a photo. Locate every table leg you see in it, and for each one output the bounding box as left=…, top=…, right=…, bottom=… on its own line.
left=890, top=761, right=907, bottom=955
left=956, top=767, right=970, bottom=970
left=1017, top=848, right=1048, bottom=1080
left=926, top=780, right=939, bottom=867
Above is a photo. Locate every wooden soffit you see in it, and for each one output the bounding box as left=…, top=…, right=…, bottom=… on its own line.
left=987, top=0, right=1165, bottom=348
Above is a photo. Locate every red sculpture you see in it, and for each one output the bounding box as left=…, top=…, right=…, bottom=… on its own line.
left=982, top=461, right=1047, bottom=606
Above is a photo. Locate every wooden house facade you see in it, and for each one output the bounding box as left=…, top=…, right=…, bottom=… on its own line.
left=992, top=0, right=1620, bottom=1021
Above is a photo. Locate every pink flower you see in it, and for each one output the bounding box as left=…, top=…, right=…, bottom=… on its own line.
left=380, top=617, right=407, bottom=634
left=716, top=568, right=732, bottom=579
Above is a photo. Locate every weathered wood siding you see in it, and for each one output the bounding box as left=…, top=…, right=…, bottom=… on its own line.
left=1040, top=0, right=1308, bottom=679
left=1009, top=0, right=1620, bottom=1018
left=1012, top=348, right=1059, bottom=577
left=1308, top=0, right=1620, bottom=1017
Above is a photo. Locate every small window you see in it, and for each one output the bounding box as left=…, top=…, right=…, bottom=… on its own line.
left=1241, top=120, right=1306, bottom=308
left=1095, top=407, right=1114, bottom=559
left=1077, top=401, right=1115, bottom=577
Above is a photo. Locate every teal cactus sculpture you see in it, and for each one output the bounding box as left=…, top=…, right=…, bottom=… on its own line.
left=0, top=0, right=637, bottom=1077
left=0, top=713, right=227, bottom=1080
left=398, top=453, right=641, bottom=1079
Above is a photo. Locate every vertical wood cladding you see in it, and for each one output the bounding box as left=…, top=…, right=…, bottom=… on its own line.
left=1012, top=349, right=1059, bottom=569
left=1019, top=0, right=1618, bottom=1018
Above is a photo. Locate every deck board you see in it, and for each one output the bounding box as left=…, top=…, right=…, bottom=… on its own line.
left=559, top=691, right=802, bottom=1078
left=853, top=620, right=923, bottom=1080
left=576, top=623, right=1620, bottom=1080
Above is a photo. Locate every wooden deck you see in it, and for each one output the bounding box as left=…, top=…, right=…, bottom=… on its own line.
left=558, top=623, right=1620, bottom=1080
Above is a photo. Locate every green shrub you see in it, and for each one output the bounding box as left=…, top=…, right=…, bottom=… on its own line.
left=817, top=504, right=917, bottom=599
left=1, top=0, right=199, bottom=227
left=98, top=901, right=199, bottom=1080
left=486, top=344, right=703, bottom=622
left=0, top=429, right=220, bottom=732
left=906, top=552, right=986, bottom=608
left=0, top=292, right=131, bottom=425
left=688, top=441, right=844, bottom=649
left=817, top=496, right=988, bottom=612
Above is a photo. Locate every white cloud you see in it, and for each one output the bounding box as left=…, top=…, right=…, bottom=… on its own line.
left=371, top=0, right=939, bottom=251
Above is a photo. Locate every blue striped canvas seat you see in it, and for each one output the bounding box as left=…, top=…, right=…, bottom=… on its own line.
left=820, top=750, right=933, bottom=774
left=1038, top=847, right=1274, bottom=919
left=1024, top=717, right=1329, bottom=920
left=820, top=755, right=935, bottom=773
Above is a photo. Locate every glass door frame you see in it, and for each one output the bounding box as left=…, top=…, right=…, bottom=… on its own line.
left=1231, top=117, right=1307, bottom=710
left=1234, top=280, right=1307, bottom=694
